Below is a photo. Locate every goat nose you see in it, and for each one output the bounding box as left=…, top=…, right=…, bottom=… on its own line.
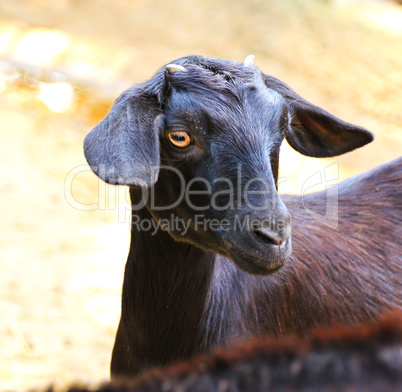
left=254, top=225, right=290, bottom=247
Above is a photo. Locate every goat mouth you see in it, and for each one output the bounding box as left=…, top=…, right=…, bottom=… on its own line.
left=222, top=236, right=290, bottom=276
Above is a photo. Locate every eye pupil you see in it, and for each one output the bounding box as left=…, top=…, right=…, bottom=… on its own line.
left=172, top=134, right=185, bottom=142
left=168, top=131, right=191, bottom=148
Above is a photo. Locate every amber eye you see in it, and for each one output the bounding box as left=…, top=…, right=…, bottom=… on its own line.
left=167, top=130, right=192, bottom=148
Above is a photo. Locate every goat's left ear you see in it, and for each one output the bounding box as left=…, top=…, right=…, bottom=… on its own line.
left=263, top=74, right=374, bottom=157
left=84, top=85, right=163, bottom=187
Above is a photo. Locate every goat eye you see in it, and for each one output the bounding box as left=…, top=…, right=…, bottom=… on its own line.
left=167, top=131, right=192, bottom=148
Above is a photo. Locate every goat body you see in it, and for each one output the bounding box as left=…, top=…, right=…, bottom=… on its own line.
left=111, top=158, right=402, bottom=376
left=57, top=311, right=402, bottom=392
left=83, top=56, right=402, bottom=377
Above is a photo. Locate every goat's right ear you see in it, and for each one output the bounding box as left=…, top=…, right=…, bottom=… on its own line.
left=84, top=85, right=163, bottom=187
left=263, top=74, right=374, bottom=158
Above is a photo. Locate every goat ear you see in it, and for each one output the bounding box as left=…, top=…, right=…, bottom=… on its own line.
left=84, top=85, right=163, bottom=186
left=263, top=75, right=374, bottom=157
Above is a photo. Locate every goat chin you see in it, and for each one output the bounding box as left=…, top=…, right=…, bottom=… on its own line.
left=222, top=234, right=290, bottom=275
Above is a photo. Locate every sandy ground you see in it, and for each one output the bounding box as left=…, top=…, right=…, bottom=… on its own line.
left=0, top=0, right=401, bottom=390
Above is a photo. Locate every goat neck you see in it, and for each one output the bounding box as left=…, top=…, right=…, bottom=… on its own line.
left=111, top=187, right=214, bottom=376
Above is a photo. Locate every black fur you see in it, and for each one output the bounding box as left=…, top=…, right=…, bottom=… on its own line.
left=83, top=56, right=400, bottom=378
left=53, top=312, right=402, bottom=391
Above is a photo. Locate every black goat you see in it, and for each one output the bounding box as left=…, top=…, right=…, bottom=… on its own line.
left=56, top=311, right=402, bottom=392
left=84, top=55, right=402, bottom=378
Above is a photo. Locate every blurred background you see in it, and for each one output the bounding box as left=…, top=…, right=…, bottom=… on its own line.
left=0, top=0, right=401, bottom=390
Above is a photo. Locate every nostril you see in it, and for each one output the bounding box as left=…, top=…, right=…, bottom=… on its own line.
left=254, top=228, right=287, bottom=246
